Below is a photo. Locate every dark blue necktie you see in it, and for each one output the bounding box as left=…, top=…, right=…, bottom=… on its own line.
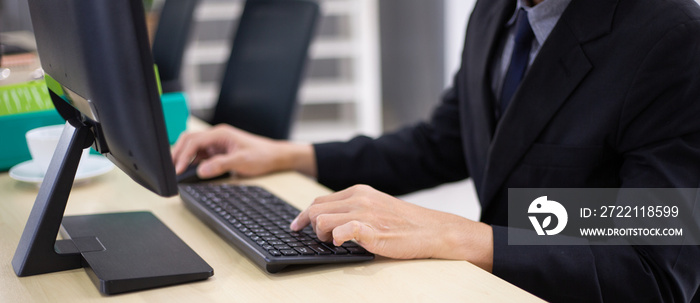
left=500, top=9, right=534, bottom=117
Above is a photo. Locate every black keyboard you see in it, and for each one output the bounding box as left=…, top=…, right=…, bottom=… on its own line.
left=179, top=183, right=374, bottom=273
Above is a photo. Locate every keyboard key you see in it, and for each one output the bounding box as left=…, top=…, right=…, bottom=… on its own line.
left=346, top=247, right=369, bottom=254
left=294, top=247, right=315, bottom=255
left=309, top=245, right=332, bottom=255
left=280, top=249, right=298, bottom=256
left=341, top=241, right=359, bottom=248
left=323, top=244, right=348, bottom=255
left=296, top=236, right=314, bottom=242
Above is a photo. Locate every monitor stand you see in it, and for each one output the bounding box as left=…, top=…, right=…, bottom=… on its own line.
left=12, top=119, right=213, bottom=295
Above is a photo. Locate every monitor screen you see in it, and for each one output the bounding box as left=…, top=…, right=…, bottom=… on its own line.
left=28, top=0, right=177, bottom=196
left=12, top=0, right=212, bottom=294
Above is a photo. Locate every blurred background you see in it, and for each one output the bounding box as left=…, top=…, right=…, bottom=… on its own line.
left=1, top=0, right=481, bottom=219
left=1, top=0, right=475, bottom=143
left=7, top=0, right=697, bottom=219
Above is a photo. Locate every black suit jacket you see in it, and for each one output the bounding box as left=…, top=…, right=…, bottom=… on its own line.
left=314, top=0, right=700, bottom=301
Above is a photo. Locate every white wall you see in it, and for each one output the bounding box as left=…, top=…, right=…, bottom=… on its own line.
left=399, top=0, right=480, bottom=220
left=443, top=0, right=477, bottom=88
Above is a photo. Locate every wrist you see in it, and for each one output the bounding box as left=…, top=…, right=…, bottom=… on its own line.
left=276, top=142, right=316, bottom=177
left=440, top=219, right=494, bottom=272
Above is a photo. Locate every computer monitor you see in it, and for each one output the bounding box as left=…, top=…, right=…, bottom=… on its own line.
left=12, top=0, right=213, bottom=295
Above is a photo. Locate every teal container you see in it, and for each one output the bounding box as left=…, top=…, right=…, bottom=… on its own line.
left=160, top=91, right=190, bottom=144
left=0, top=91, right=189, bottom=171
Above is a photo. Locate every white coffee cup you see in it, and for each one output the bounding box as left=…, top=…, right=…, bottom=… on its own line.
left=25, top=124, right=90, bottom=174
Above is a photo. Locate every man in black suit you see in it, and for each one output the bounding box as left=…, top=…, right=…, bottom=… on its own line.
left=172, top=0, right=700, bottom=301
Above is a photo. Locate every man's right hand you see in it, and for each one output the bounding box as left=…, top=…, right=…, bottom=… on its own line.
left=171, top=124, right=316, bottom=179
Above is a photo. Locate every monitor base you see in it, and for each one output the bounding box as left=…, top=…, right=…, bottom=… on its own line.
left=60, top=211, right=213, bottom=295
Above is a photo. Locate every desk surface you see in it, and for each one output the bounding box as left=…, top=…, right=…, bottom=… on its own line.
left=0, top=129, right=544, bottom=303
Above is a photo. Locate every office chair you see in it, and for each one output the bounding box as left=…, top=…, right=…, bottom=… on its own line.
left=152, top=0, right=200, bottom=93
left=210, top=0, right=319, bottom=140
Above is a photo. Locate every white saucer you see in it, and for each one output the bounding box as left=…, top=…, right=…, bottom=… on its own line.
left=9, top=155, right=115, bottom=184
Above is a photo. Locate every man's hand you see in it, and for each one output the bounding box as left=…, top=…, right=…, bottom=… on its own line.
left=291, top=184, right=494, bottom=271
left=171, top=124, right=316, bottom=178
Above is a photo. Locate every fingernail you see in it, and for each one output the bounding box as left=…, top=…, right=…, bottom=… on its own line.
left=290, top=218, right=298, bottom=230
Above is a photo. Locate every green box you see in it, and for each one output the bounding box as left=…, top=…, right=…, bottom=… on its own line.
left=0, top=82, right=189, bottom=171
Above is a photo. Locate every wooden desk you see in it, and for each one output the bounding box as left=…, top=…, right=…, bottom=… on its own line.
left=0, top=123, right=544, bottom=302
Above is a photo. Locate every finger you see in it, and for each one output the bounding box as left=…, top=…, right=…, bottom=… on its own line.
left=172, top=143, right=194, bottom=174
left=197, top=153, right=237, bottom=178
left=313, top=213, right=348, bottom=242
left=171, top=131, right=192, bottom=160
left=173, top=132, right=229, bottom=174
left=290, top=185, right=374, bottom=231
left=290, top=199, right=354, bottom=231
left=171, top=133, right=195, bottom=174
left=290, top=206, right=311, bottom=231
left=290, top=194, right=340, bottom=231
left=332, top=220, right=375, bottom=248
left=173, top=135, right=206, bottom=174
left=308, top=203, right=356, bottom=241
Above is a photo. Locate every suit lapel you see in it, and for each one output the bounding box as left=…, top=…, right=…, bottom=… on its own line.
left=459, top=0, right=513, bottom=194
left=479, top=0, right=619, bottom=205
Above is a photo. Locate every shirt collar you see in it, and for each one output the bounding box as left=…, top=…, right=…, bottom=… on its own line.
left=506, top=0, right=572, bottom=46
